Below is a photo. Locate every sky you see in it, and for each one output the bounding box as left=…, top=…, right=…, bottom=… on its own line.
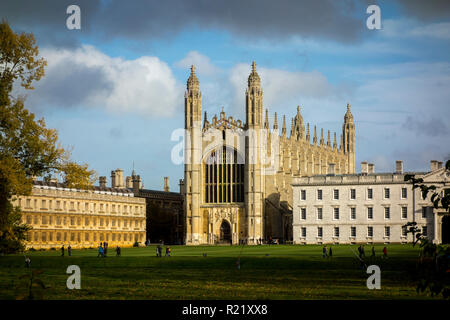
left=1, top=0, right=449, bottom=191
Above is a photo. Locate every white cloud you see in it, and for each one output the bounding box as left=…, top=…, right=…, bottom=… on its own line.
left=382, top=19, right=450, bottom=40
left=229, top=63, right=335, bottom=115
left=410, top=22, right=450, bottom=39
left=27, top=45, right=182, bottom=117
left=174, top=51, right=221, bottom=76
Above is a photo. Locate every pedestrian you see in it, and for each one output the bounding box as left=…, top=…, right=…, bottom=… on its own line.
left=329, top=246, right=333, bottom=258
left=61, top=245, right=65, bottom=257
left=236, top=257, right=241, bottom=270
left=361, top=245, right=365, bottom=258
left=165, top=246, right=170, bottom=257
left=68, top=244, right=72, bottom=257
left=25, top=256, right=31, bottom=268
left=98, top=245, right=104, bottom=257
left=116, top=246, right=121, bottom=257
left=358, top=245, right=362, bottom=258
left=322, top=245, right=327, bottom=258
left=156, top=245, right=159, bottom=257
left=383, top=246, right=388, bottom=259
left=104, top=242, right=108, bottom=256
left=371, top=246, right=375, bottom=258
left=168, top=246, right=172, bottom=256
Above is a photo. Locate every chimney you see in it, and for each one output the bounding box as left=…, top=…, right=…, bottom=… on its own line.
left=99, top=176, right=107, bottom=188
left=164, top=177, right=170, bottom=192
left=179, top=179, right=185, bottom=195
left=437, top=161, right=443, bottom=169
left=110, top=170, right=116, bottom=188
left=361, top=161, right=368, bottom=175
left=126, top=176, right=132, bottom=188
left=115, top=169, right=124, bottom=188
left=132, top=174, right=141, bottom=193
left=368, top=163, right=375, bottom=174
left=395, top=160, right=403, bottom=174
left=328, top=163, right=336, bottom=175
left=430, top=160, right=439, bottom=172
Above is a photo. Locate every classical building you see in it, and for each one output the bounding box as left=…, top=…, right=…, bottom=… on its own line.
left=184, top=62, right=356, bottom=245
left=292, top=160, right=450, bottom=244
left=14, top=177, right=146, bottom=249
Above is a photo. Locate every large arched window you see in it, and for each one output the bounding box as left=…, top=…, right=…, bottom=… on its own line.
left=204, top=146, right=244, bottom=203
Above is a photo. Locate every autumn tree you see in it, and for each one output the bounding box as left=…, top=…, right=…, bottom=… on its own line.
left=0, top=21, right=96, bottom=253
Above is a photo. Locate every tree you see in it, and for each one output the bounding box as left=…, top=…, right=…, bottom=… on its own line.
left=403, top=159, right=450, bottom=299
left=0, top=21, right=96, bottom=253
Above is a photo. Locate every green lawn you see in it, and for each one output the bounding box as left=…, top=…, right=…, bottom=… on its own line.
left=0, top=244, right=435, bottom=300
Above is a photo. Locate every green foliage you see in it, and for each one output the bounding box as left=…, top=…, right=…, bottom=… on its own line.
left=403, top=160, right=450, bottom=299
left=0, top=21, right=96, bottom=253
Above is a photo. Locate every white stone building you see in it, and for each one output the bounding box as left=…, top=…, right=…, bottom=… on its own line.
left=292, top=160, right=450, bottom=245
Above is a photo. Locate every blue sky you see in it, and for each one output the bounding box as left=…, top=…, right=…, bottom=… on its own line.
left=2, top=0, right=449, bottom=191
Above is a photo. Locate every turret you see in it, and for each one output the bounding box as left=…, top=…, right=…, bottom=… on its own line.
left=185, top=65, right=202, bottom=129
left=246, top=61, right=263, bottom=128
left=342, top=103, right=355, bottom=172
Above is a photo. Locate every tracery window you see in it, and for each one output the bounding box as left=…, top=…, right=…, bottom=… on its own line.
left=204, top=147, right=244, bottom=203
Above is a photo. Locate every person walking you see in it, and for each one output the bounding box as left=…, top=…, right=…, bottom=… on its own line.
left=329, top=246, right=333, bottom=258
left=116, top=246, right=121, bottom=257
left=61, top=245, right=65, bottom=257
left=322, top=245, right=327, bottom=258
left=98, top=245, right=104, bottom=257
left=358, top=245, right=362, bottom=259
left=68, top=244, right=72, bottom=257
left=383, top=246, right=388, bottom=259
left=371, top=246, right=376, bottom=258
left=361, top=245, right=365, bottom=258
left=104, top=242, right=108, bottom=257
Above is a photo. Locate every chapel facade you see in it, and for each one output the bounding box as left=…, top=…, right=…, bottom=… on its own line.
left=184, top=62, right=356, bottom=245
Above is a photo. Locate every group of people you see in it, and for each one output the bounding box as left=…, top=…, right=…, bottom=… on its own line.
left=156, top=244, right=171, bottom=257
left=97, top=242, right=122, bottom=257
left=61, top=244, right=72, bottom=257
left=322, top=245, right=333, bottom=258
left=358, top=245, right=388, bottom=259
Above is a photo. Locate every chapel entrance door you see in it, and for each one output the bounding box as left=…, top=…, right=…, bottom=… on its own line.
left=220, top=220, right=232, bottom=244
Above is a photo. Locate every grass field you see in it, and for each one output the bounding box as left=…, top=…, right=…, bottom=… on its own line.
left=0, top=244, right=435, bottom=300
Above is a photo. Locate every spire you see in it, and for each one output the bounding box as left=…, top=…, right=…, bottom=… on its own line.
left=273, top=112, right=278, bottom=130
left=327, top=130, right=331, bottom=147
left=203, top=111, right=208, bottom=128
left=282, top=115, right=287, bottom=136
left=333, top=132, right=337, bottom=150
left=313, top=125, right=317, bottom=145
left=248, top=61, right=261, bottom=88
left=132, top=161, right=136, bottom=176
left=320, top=128, right=324, bottom=146
left=306, top=123, right=310, bottom=144
left=264, top=109, right=269, bottom=129
left=187, top=65, right=199, bottom=91
left=344, top=103, right=354, bottom=123
left=290, top=118, right=294, bottom=137
left=340, top=134, right=344, bottom=153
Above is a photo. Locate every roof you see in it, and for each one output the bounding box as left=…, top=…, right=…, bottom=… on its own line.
left=32, top=180, right=134, bottom=194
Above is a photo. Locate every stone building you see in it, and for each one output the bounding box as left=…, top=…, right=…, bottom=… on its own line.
left=14, top=177, right=146, bottom=249
left=113, top=169, right=184, bottom=245
left=292, top=160, right=450, bottom=244
left=184, top=62, right=356, bottom=245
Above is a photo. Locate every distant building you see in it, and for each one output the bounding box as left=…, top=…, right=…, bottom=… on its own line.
left=14, top=177, right=146, bottom=249
left=111, top=169, right=184, bottom=245
left=292, top=160, right=450, bottom=244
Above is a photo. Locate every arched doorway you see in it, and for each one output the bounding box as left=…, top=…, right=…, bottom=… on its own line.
left=442, top=215, right=450, bottom=244
left=220, top=220, right=232, bottom=244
